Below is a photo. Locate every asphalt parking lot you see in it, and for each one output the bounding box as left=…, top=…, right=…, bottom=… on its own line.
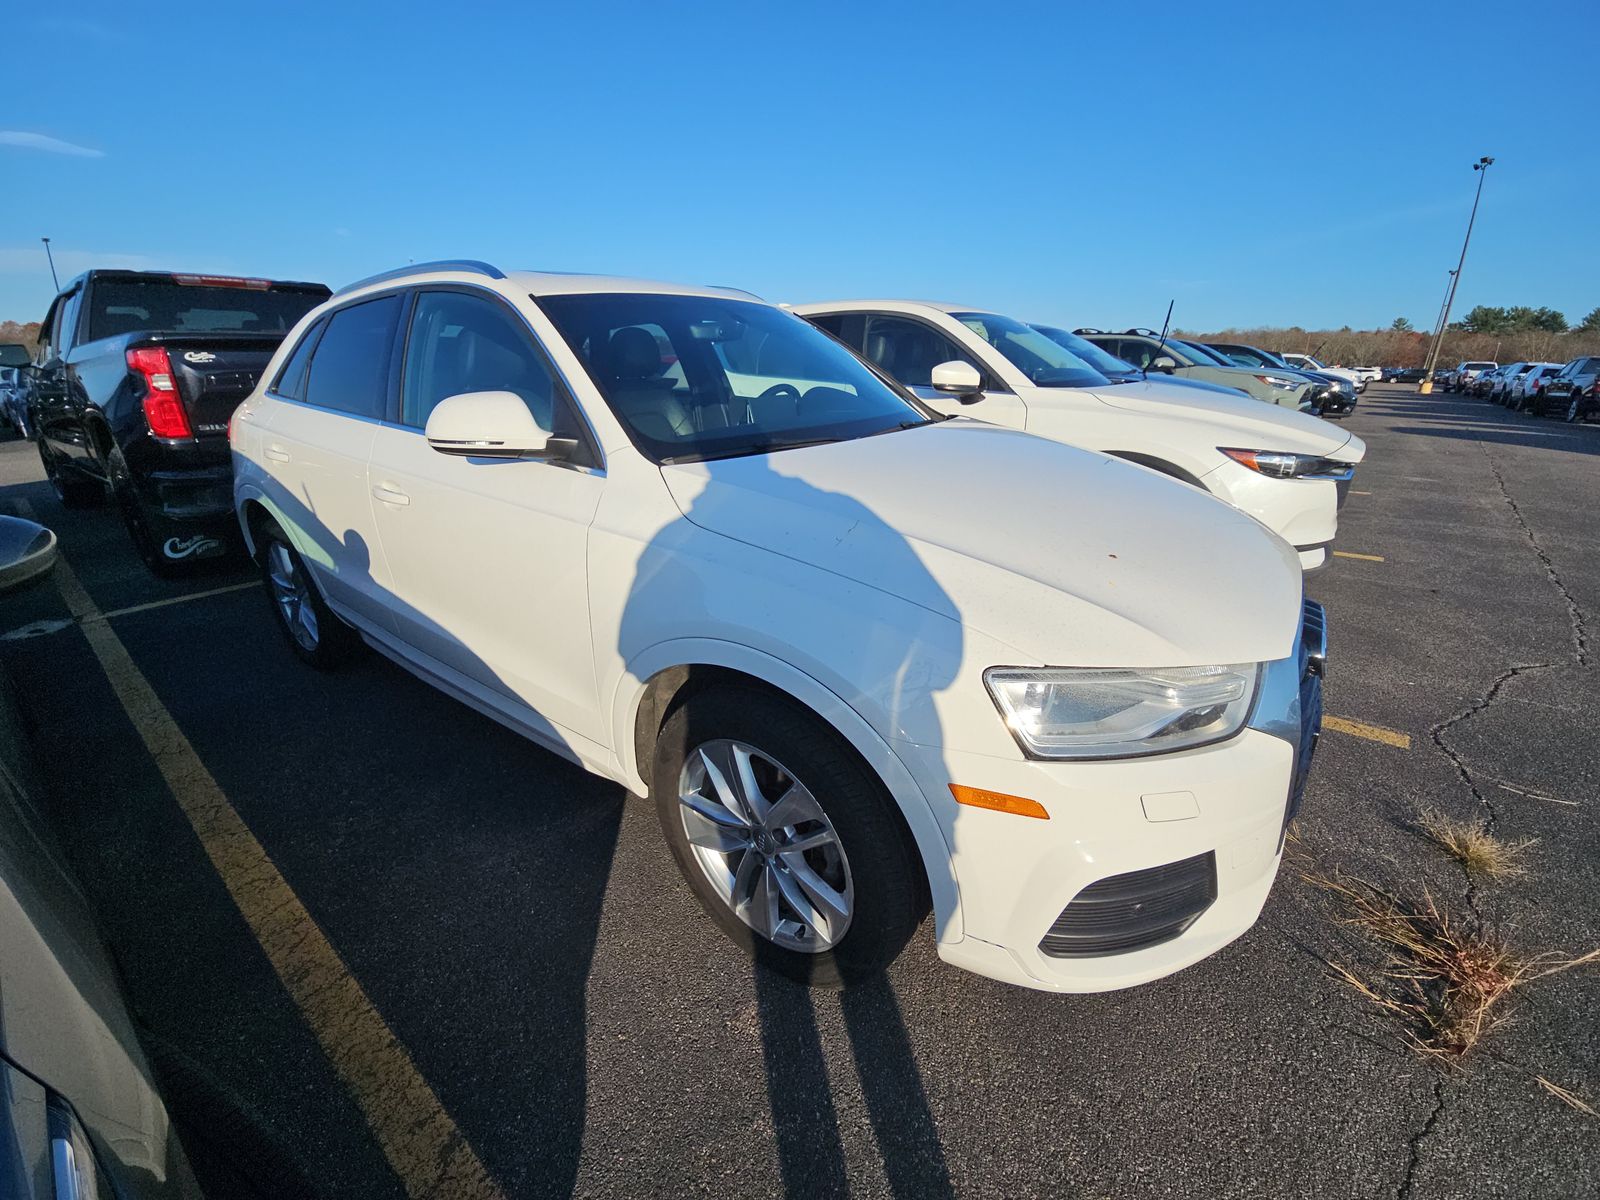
left=2, top=386, right=1596, bottom=1199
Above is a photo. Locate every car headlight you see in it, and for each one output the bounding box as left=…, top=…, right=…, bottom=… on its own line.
left=984, top=663, right=1260, bottom=759
left=1218, top=447, right=1348, bottom=478
left=1253, top=374, right=1302, bottom=391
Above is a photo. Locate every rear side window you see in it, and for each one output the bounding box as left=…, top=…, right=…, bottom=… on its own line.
left=273, top=319, right=324, bottom=401
left=304, top=296, right=401, bottom=419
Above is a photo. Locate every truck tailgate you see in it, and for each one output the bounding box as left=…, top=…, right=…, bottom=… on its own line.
left=137, top=333, right=287, bottom=437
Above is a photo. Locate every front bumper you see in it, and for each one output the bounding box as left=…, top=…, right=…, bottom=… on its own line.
left=907, top=601, right=1327, bottom=993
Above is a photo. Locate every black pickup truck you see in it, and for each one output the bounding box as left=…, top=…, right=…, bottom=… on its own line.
left=29, top=269, right=329, bottom=573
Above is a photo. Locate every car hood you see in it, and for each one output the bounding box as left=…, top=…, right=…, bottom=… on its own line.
left=660, top=420, right=1303, bottom=667
left=1076, top=378, right=1362, bottom=460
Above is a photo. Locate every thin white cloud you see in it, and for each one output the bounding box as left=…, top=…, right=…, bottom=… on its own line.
left=0, top=131, right=104, bottom=158
left=0, top=248, right=158, bottom=276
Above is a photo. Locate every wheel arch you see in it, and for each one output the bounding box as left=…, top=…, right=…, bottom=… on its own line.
left=616, top=642, right=962, bottom=943
left=1104, top=450, right=1208, bottom=490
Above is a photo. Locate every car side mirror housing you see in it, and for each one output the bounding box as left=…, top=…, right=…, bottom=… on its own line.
left=425, top=391, right=571, bottom=460
left=0, top=515, right=58, bottom=596
left=930, top=360, right=983, bottom=400
left=0, top=343, right=30, bottom=369
left=1150, top=356, right=1178, bottom=373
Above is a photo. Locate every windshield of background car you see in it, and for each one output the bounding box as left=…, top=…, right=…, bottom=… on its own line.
left=537, top=293, right=938, bottom=464
left=1465, top=362, right=1496, bottom=371
left=1030, top=325, right=1140, bottom=376
left=1174, top=339, right=1234, bottom=366
left=1212, top=345, right=1275, bottom=368
left=949, top=313, right=1109, bottom=387
left=86, top=279, right=327, bottom=341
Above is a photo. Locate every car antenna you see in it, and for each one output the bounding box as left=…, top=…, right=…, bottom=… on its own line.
left=1149, top=299, right=1174, bottom=378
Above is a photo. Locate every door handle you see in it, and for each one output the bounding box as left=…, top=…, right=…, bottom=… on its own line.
left=371, top=482, right=410, bottom=506
left=264, top=443, right=290, bottom=463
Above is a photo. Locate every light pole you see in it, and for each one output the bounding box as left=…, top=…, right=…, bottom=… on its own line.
left=41, top=236, right=60, bottom=291
left=1420, top=156, right=1494, bottom=394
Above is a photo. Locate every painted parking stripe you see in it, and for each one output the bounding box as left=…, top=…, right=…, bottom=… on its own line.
left=1332, top=550, right=1385, bottom=562
left=1323, top=715, right=1411, bottom=749
left=21, top=500, right=505, bottom=1200
left=1351, top=490, right=1373, bottom=496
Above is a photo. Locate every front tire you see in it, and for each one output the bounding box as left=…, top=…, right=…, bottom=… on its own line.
left=1566, top=398, right=1580, bottom=424
left=652, top=685, right=925, bottom=987
left=256, top=518, right=360, bottom=668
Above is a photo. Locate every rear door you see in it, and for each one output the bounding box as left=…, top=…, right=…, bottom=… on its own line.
left=258, top=294, right=401, bottom=630
left=366, top=288, right=605, bottom=741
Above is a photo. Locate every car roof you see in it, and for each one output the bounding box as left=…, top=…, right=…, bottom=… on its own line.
left=335, top=260, right=761, bottom=304
left=789, top=300, right=994, bottom=317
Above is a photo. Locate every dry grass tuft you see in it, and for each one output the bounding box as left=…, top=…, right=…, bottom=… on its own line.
left=1305, top=870, right=1600, bottom=1063
left=1535, top=1076, right=1599, bottom=1118
left=1415, top=810, right=1536, bottom=880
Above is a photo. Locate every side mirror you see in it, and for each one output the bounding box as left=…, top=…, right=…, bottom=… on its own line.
left=0, top=343, right=30, bottom=369
left=0, top=515, right=58, bottom=596
left=425, top=391, right=571, bottom=460
left=930, top=360, right=983, bottom=400
left=1150, top=355, right=1178, bottom=373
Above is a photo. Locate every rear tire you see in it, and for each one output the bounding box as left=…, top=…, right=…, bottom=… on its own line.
left=256, top=517, right=360, bottom=668
left=651, top=685, right=925, bottom=987
left=37, top=439, right=104, bottom=508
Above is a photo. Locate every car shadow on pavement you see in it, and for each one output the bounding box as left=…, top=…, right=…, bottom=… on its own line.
left=757, top=963, right=955, bottom=1200
left=613, top=438, right=962, bottom=1198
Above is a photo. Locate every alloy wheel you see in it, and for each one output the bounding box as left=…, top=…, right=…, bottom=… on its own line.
left=266, top=541, right=320, bottom=652
left=677, top=738, right=854, bottom=953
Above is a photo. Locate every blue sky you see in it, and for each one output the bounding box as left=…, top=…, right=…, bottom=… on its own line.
left=3, top=1, right=1596, bottom=333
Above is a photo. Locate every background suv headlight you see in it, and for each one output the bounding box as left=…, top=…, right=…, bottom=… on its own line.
left=984, top=664, right=1261, bottom=759
left=1253, top=374, right=1302, bottom=391
left=1218, top=448, right=1350, bottom=478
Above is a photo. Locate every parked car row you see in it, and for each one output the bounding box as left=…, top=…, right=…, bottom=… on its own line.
left=10, top=258, right=1358, bottom=997
left=1470, top=357, right=1600, bottom=422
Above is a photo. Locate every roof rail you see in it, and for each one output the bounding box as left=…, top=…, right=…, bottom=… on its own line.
left=334, top=259, right=505, bottom=297
left=1071, top=327, right=1105, bottom=335
left=1124, top=327, right=1162, bottom=337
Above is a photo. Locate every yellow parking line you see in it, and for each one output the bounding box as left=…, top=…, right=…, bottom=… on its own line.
left=22, top=500, right=504, bottom=1200
left=1332, top=550, right=1385, bottom=562
left=1324, top=715, right=1411, bottom=749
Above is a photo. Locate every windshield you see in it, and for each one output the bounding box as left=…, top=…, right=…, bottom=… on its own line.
left=87, top=278, right=326, bottom=340
left=1174, top=339, right=1233, bottom=366
left=949, top=313, right=1109, bottom=388
left=1464, top=362, right=1496, bottom=370
left=537, top=293, right=937, bottom=464
left=1030, top=325, right=1140, bottom=377
left=1210, top=344, right=1277, bottom=369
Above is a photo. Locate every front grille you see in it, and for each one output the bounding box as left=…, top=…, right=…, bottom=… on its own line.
left=1039, top=852, right=1218, bottom=958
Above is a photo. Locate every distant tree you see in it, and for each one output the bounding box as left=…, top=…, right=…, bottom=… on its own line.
left=0, top=320, right=41, bottom=354
left=1391, top=317, right=1414, bottom=332
left=1529, top=306, right=1567, bottom=332
left=1578, top=306, right=1600, bottom=334
left=1459, top=305, right=1510, bottom=334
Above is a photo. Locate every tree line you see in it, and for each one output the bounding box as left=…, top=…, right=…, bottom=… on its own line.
left=1179, top=305, right=1600, bottom=369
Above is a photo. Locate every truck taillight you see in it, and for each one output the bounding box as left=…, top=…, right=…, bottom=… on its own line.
left=126, top=347, right=193, bottom=438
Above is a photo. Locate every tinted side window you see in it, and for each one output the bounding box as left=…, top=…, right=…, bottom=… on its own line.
left=401, top=292, right=557, bottom=430
left=861, top=316, right=970, bottom=388
left=57, top=288, right=85, bottom=351
left=304, top=296, right=401, bottom=418
left=806, top=313, right=847, bottom=338
left=273, top=319, right=324, bottom=401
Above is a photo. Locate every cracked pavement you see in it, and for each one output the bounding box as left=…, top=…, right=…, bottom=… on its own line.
left=1, top=385, right=1597, bottom=1198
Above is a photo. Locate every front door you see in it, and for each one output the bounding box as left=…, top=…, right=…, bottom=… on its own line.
left=366, top=288, right=604, bottom=742
left=856, top=314, right=1029, bottom=429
